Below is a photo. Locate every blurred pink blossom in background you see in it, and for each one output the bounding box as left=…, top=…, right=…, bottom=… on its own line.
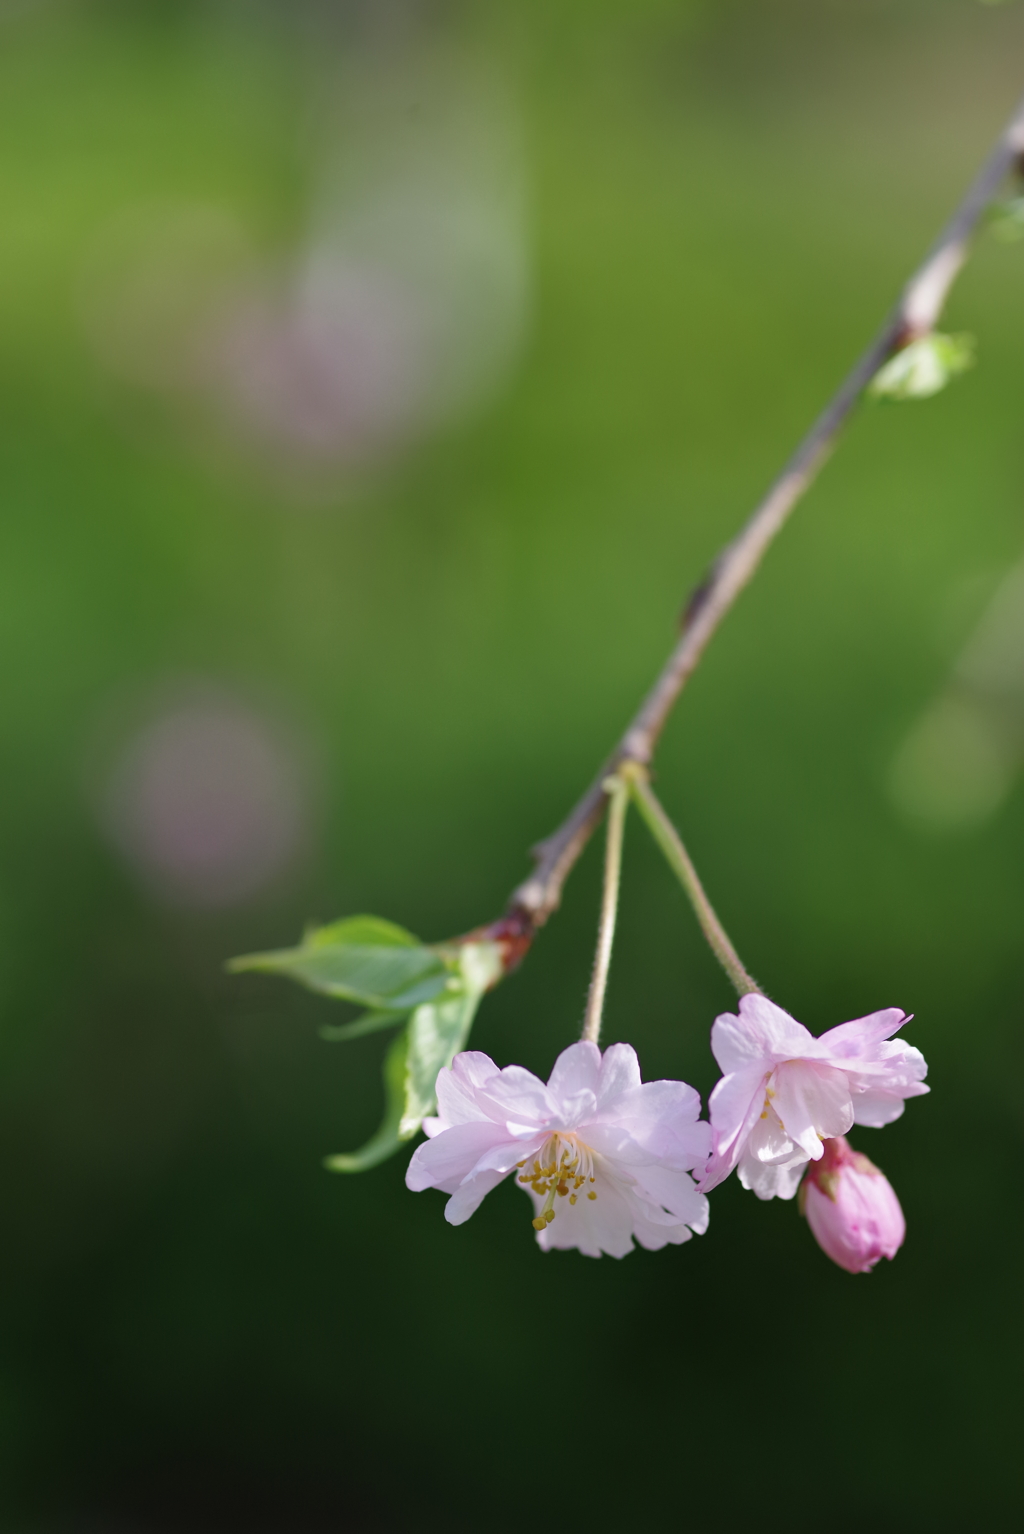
left=96, top=683, right=315, bottom=907
left=79, top=30, right=529, bottom=496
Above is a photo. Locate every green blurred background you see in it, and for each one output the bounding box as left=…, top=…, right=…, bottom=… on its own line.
left=2, top=0, right=1023, bottom=1527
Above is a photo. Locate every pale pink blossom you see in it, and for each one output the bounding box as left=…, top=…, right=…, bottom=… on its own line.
left=405, top=1042, right=710, bottom=1258
left=800, top=1135, right=905, bottom=1273
left=701, top=994, right=928, bottom=1200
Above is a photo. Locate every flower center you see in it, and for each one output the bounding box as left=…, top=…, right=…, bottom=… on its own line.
left=759, top=1079, right=785, bottom=1130
left=517, top=1132, right=597, bottom=1230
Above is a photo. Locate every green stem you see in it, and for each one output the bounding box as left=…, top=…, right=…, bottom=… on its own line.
left=580, top=775, right=630, bottom=1045
left=624, top=766, right=761, bottom=998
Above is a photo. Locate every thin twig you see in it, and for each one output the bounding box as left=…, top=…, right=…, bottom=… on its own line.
left=508, top=90, right=1024, bottom=929
left=625, top=766, right=760, bottom=998
left=580, top=776, right=629, bottom=1045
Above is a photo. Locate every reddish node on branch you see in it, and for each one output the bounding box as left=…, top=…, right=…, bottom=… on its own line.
left=890, top=316, right=926, bottom=351
left=457, top=908, right=536, bottom=978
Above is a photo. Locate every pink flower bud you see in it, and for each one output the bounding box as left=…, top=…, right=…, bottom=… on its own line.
left=799, top=1135, right=905, bottom=1274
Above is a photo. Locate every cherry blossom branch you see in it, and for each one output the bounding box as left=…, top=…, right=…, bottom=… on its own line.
left=624, top=765, right=761, bottom=998
left=505, top=89, right=1024, bottom=935
left=580, top=775, right=629, bottom=1046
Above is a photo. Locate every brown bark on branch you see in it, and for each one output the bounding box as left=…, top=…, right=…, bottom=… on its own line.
left=506, top=89, right=1024, bottom=933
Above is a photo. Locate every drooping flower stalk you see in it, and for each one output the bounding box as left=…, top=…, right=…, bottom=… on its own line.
left=580, top=774, right=630, bottom=1045
left=623, top=764, right=761, bottom=998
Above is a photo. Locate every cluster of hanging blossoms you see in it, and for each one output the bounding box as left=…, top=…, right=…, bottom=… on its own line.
left=407, top=994, right=928, bottom=1269
left=232, top=766, right=931, bottom=1274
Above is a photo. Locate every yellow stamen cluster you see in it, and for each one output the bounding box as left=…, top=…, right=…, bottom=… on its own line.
left=759, top=1083, right=782, bottom=1125
left=516, top=1134, right=597, bottom=1231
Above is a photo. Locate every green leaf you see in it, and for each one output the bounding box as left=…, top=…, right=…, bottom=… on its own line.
left=227, top=913, right=451, bottom=1009
left=319, top=1009, right=407, bottom=1043
left=304, top=915, right=420, bottom=949
left=324, top=941, right=503, bottom=1173
left=868, top=332, right=975, bottom=402
left=324, top=1029, right=411, bottom=1173
left=990, top=196, right=1024, bottom=244
left=400, top=943, right=503, bottom=1136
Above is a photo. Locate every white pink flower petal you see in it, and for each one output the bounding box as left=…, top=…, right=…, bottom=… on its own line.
left=406, top=1040, right=710, bottom=1258
left=702, top=994, right=928, bottom=1200
left=801, top=1135, right=906, bottom=1273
